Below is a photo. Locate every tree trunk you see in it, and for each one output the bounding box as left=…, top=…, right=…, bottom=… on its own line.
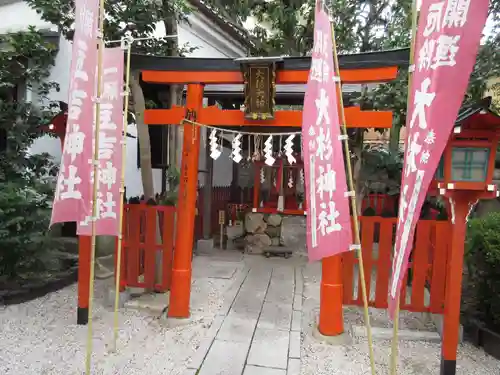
left=389, top=124, right=401, bottom=152
left=130, top=70, right=155, bottom=199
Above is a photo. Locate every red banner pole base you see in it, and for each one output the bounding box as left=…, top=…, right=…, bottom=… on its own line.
left=77, top=307, right=89, bottom=325
left=440, top=358, right=456, bottom=375
left=167, top=268, right=192, bottom=319
left=318, top=255, right=344, bottom=336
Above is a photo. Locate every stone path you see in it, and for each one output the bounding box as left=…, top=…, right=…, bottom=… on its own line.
left=185, top=259, right=304, bottom=375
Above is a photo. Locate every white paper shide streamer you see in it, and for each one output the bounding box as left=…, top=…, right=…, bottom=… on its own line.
left=209, top=129, right=222, bottom=160
left=264, top=136, right=275, bottom=166
left=231, top=133, right=243, bottom=163
left=284, top=134, right=296, bottom=164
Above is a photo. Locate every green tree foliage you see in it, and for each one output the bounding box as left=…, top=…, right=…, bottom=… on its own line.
left=465, top=212, right=500, bottom=330
left=370, top=5, right=500, bottom=151
left=0, top=28, right=63, bottom=281
left=26, top=0, right=194, bottom=55
left=207, top=0, right=413, bottom=56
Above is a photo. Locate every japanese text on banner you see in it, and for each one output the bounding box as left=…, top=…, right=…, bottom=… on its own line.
left=50, top=0, right=99, bottom=227
left=388, top=0, right=489, bottom=318
left=301, top=6, right=352, bottom=262
left=78, top=47, right=125, bottom=236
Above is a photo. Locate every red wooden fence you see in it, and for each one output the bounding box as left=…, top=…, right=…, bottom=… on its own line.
left=342, top=216, right=450, bottom=314
left=360, top=193, right=397, bottom=215
left=112, top=203, right=449, bottom=315
left=116, top=203, right=175, bottom=292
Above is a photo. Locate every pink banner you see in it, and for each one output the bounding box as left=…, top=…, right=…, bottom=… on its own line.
left=301, top=5, right=352, bottom=261
left=51, top=0, right=99, bottom=227
left=78, top=47, right=125, bottom=236
left=388, top=0, right=489, bottom=317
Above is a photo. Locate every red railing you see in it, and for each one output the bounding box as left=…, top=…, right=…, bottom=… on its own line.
left=116, top=203, right=175, bottom=292
left=361, top=193, right=397, bottom=215
left=342, top=216, right=450, bottom=314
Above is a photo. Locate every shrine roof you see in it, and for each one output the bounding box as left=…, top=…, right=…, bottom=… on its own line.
left=455, top=97, right=500, bottom=130
left=131, top=48, right=410, bottom=72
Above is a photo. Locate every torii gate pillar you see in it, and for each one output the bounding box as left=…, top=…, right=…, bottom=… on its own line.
left=168, top=84, right=204, bottom=318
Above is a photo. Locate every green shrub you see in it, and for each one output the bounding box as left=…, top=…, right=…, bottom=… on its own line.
left=0, top=29, right=63, bottom=285
left=464, top=212, right=500, bottom=330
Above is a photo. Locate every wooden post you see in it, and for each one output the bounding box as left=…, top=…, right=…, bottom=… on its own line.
left=440, top=192, right=474, bottom=375
left=168, top=84, right=204, bottom=318
left=219, top=210, right=225, bottom=249
left=77, top=235, right=91, bottom=325
left=318, top=254, right=344, bottom=335
left=203, top=145, right=213, bottom=239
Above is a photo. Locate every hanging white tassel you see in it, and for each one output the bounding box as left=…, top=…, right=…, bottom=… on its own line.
left=300, top=168, right=305, bottom=185
left=260, top=167, right=265, bottom=183
left=284, top=134, right=296, bottom=164
left=209, top=129, right=222, bottom=160
left=264, top=135, right=275, bottom=166
left=231, top=133, right=242, bottom=163
left=288, top=174, right=294, bottom=188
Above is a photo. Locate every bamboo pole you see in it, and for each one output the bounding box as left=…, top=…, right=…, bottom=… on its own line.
left=111, top=35, right=133, bottom=352
left=84, top=0, right=106, bottom=371
left=389, top=1, right=419, bottom=374
left=328, top=11, right=377, bottom=375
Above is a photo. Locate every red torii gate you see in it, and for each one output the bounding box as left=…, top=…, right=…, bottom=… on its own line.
left=133, top=48, right=408, bottom=331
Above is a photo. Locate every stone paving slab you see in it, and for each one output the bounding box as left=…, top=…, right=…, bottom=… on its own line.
left=351, top=325, right=441, bottom=342
left=187, top=315, right=225, bottom=370
left=243, top=365, right=286, bottom=375
left=294, top=267, right=304, bottom=296
left=287, top=358, right=301, bottom=375
left=247, top=328, right=290, bottom=370
left=193, top=264, right=238, bottom=279
left=231, top=290, right=267, bottom=317
left=257, top=301, right=293, bottom=331
left=291, top=310, right=301, bottom=332
left=293, top=294, right=302, bottom=311
left=197, top=339, right=249, bottom=375
left=289, top=331, right=301, bottom=359
left=265, top=287, right=294, bottom=304
left=216, top=312, right=258, bottom=344
left=218, top=267, right=249, bottom=316
left=270, top=266, right=295, bottom=282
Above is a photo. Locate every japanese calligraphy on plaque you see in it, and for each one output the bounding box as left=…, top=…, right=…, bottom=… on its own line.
left=242, top=63, right=276, bottom=120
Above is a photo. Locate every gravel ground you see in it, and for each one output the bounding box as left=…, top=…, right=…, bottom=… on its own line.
left=0, top=258, right=236, bottom=375
left=301, top=262, right=500, bottom=375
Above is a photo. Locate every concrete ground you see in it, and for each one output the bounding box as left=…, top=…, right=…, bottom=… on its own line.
left=1, top=250, right=499, bottom=374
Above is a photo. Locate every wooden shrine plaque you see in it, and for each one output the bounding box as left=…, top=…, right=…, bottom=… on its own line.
left=219, top=210, right=225, bottom=225
left=242, top=63, right=276, bottom=120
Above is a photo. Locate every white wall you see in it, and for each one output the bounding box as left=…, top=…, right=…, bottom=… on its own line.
left=0, top=1, right=54, bottom=33
left=0, top=1, right=244, bottom=197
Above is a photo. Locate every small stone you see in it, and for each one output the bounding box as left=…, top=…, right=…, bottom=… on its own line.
left=226, top=223, right=245, bottom=239
left=281, top=216, right=307, bottom=253
left=245, top=213, right=266, bottom=233
left=266, top=214, right=282, bottom=227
